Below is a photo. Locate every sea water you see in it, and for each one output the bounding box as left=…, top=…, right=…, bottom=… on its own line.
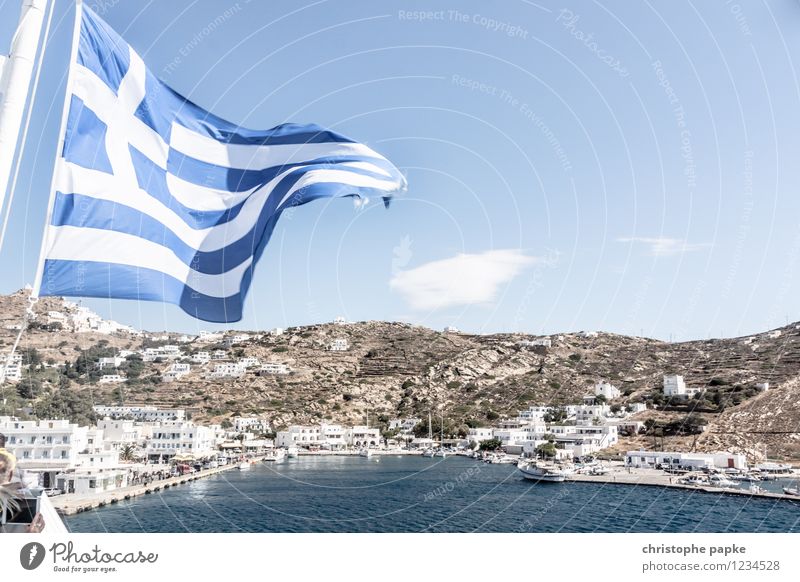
left=66, top=456, right=800, bottom=533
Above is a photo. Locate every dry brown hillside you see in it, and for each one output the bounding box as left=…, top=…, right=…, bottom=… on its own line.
left=1, top=289, right=798, bottom=460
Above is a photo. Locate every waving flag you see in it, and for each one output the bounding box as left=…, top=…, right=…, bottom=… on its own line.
left=34, top=2, right=405, bottom=322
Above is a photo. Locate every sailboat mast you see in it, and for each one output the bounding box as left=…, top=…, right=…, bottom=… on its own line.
left=0, top=0, right=50, bottom=215
left=428, top=411, right=432, bottom=440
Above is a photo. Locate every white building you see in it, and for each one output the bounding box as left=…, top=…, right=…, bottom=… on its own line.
left=0, top=363, right=22, bottom=382
left=320, top=424, right=347, bottom=449
left=270, top=327, right=285, bottom=336
left=1, top=416, right=87, bottom=470
left=233, top=417, right=270, bottom=434
left=224, top=334, right=251, bottom=347
left=191, top=351, right=210, bottom=364
left=97, top=356, right=125, bottom=370
left=198, top=331, right=223, bottom=342
left=594, top=380, right=621, bottom=400
left=210, top=363, right=245, bottom=379
left=333, top=316, right=347, bottom=325
left=345, top=425, right=381, bottom=447
left=276, top=425, right=322, bottom=448
left=625, top=450, right=748, bottom=471
left=518, top=406, right=552, bottom=422
left=756, top=382, right=770, bottom=392
left=0, top=416, right=113, bottom=489
left=144, top=421, right=216, bottom=461
left=518, top=338, right=552, bottom=348
left=545, top=424, right=619, bottom=458
left=663, top=375, right=702, bottom=399
left=388, top=418, right=420, bottom=434
left=467, top=427, right=494, bottom=443
left=163, top=363, right=191, bottom=382
left=98, top=374, right=126, bottom=384
left=95, top=418, right=147, bottom=451
left=627, top=402, right=647, bottom=414
left=55, top=469, right=130, bottom=496
left=212, top=350, right=227, bottom=360
left=92, top=406, right=185, bottom=422
left=329, top=338, right=349, bottom=352
left=239, top=357, right=261, bottom=368
left=259, top=362, right=291, bottom=375
left=443, top=326, right=460, bottom=333
left=574, top=403, right=611, bottom=424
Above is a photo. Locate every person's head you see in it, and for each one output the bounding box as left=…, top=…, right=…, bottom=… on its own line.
left=0, top=450, right=15, bottom=484
left=0, top=432, right=6, bottom=448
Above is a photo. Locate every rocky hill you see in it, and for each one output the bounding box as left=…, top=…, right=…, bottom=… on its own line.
left=1, top=289, right=799, bottom=461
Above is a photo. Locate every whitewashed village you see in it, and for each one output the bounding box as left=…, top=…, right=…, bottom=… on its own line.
left=1, top=294, right=798, bottom=514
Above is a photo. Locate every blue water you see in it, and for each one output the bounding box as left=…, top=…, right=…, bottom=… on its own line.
left=65, top=456, right=800, bottom=533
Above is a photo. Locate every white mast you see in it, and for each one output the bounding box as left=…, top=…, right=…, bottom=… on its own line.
left=0, top=0, right=49, bottom=218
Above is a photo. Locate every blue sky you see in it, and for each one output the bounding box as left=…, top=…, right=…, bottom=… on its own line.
left=1, top=0, right=799, bottom=340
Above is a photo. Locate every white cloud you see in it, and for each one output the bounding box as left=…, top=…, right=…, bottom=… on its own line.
left=617, top=237, right=710, bottom=257
left=390, top=249, right=537, bottom=311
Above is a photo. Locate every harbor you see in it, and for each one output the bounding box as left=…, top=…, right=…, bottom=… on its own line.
left=63, top=455, right=800, bottom=533
left=52, top=450, right=800, bottom=516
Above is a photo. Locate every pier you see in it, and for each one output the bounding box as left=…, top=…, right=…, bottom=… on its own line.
left=565, top=468, right=800, bottom=502
left=51, top=458, right=263, bottom=516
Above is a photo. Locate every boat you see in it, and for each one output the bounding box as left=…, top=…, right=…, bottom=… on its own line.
left=707, top=474, right=737, bottom=488
left=421, top=448, right=435, bottom=458
left=748, top=484, right=766, bottom=494
left=433, top=449, right=448, bottom=458
left=679, top=474, right=708, bottom=486
left=263, top=449, right=286, bottom=462
left=286, top=446, right=299, bottom=459
left=518, top=461, right=569, bottom=482
left=782, top=485, right=800, bottom=496
left=358, top=448, right=373, bottom=458
left=489, top=454, right=517, bottom=464
left=237, top=462, right=251, bottom=470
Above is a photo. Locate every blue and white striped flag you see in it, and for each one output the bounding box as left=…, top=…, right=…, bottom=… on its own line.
left=35, top=3, right=406, bottom=322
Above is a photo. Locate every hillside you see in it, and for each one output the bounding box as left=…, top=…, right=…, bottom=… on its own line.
left=1, top=289, right=799, bottom=461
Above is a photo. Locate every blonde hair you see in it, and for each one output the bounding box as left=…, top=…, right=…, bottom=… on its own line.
left=0, top=450, right=16, bottom=482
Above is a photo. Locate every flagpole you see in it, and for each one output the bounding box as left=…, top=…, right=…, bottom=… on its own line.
left=0, top=0, right=55, bottom=253
left=0, top=0, right=50, bottom=228
left=31, top=0, right=83, bottom=299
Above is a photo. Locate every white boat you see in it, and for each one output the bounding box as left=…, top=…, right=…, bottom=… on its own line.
left=518, top=461, right=569, bottom=482
left=286, top=446, right=299, bottom=459
left=433, top=449, right=448, bottom=458
left=263, top=449, right=286, bottom=462
left=421, top=448, right=435, bottom=458
left=708, top=475, right=737, bottom=488
left=237, top=462, right=251, bottom=470
left=782, top=486, right=800, bottom=496
left=680, top=474, right=708, bottom=486
left=359, top=448, right=373, bottom=458
left=489, top=455, right=517, bottom=464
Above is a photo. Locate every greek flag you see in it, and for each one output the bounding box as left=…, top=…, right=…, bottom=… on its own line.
left=35, top=3, right=405, bottom=322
